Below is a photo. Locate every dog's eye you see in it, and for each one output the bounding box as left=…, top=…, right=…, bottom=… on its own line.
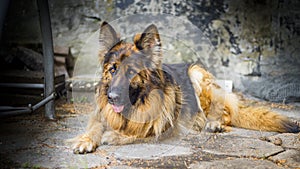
left=109, top=64, right=117, bottom=75
left=109, top=68, right=115, bottom=74
left=126, top=68, right=137, bottom=78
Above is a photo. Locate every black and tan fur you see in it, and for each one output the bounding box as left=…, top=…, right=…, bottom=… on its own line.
left=69, top=22, right=300, bottom=154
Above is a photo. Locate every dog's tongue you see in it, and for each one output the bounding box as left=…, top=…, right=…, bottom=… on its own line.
left=111, top=105, right=124, bottom=113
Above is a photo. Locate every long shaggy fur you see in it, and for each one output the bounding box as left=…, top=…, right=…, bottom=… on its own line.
left=69, top=22, right=300, bottom=154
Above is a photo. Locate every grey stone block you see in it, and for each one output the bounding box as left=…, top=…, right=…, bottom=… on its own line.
left=201, top=136, right=284, bottom=158
left=189, top=158, right=284, bottom=169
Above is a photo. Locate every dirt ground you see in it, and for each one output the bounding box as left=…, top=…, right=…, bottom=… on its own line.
left=0, top=96, right=299, bottom=169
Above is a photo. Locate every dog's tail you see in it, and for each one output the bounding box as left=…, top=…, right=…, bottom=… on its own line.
left=188, top=64, right=300, bottom=133
left=231, top=105, right=300, bottom=133
left=217, top=83, right=300, bottom=133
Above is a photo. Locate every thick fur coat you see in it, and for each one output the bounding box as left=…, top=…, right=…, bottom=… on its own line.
left=69, top=22, right=300, bottom=154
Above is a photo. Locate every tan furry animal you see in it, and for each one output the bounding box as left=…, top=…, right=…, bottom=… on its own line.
left=69, top=22, right=300, bottom=154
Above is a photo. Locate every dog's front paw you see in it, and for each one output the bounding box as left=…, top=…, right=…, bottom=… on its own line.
left=68, top=134, right=97, bottom=154
left=204, top=121, right=224, bottom=133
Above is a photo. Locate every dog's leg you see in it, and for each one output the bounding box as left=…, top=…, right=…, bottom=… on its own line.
left=204, top=87, right=237, bottom=132
left=192, top=109, right=224, bottom=132
left=68, top=109, right=105, bottom=154
left=193, top=111, right=207, bottom=131
left=200, top=97, right=230, bottom=133
left=101, top=130, right=137, bottom=145
left=204, top=120, right=224, bottom=132
left=192, top=108, right=225, bottom=133
left=188, top=64, right=235, bottom=133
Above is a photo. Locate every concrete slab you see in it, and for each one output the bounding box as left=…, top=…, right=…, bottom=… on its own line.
left=189, top=158, right=284, bottom=169
left=269, top=150, right=300, bottom=168
left=220, top=127, right=277, bottom=138
left=0, top=115, right=109, bottom=168
left=111, top=143, right=193, bottom=160
left=201, top=135, right=284, bottom=158
left=268, top=133, right=300, bottom=149
left=7, top=147, right=109, bottom=168
left=108, top=166, right=139, bottom=169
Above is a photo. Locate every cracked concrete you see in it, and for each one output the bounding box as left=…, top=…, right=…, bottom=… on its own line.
left=0, top=101, right=299, bottom=168
left=189, top=158, right=285, bottom=169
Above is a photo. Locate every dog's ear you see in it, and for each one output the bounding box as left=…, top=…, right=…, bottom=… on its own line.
left=99, top=21, right=119, bottom=53
left=134, top=24, right=162, bottom=67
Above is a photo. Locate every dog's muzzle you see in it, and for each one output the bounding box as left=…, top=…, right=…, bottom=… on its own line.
left=108, top=92, right=124, bottom=113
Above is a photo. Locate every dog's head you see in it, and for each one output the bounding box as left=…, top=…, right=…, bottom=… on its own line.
left=99, top=22, right=164, bottom=113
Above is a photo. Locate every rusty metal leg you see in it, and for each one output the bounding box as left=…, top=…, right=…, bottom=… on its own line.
left=37, top=0, right=55, bottom=119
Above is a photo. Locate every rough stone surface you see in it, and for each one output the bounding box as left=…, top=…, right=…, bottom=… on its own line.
left=269, top=133, right=300, bottom=149
left=269, top=150, right=300, bottom=169
left=0, top=102, right=299, bottom=168
left=111, top=144, right=193, bottom=160
left=108, top=166, right=138, bottom=169
left=189, top=158, right=284, bottom=169
left=201, top=136, right=284, bottom=158
left=8, top=148, right=109, bottom=169
left=220, top=127, right=277, bottom=139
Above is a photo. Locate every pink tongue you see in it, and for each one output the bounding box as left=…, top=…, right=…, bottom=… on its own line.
left=111, top=105, right=124, bottom=113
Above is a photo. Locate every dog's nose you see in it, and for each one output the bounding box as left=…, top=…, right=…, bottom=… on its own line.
left=108, top=92, right=120, bottom=103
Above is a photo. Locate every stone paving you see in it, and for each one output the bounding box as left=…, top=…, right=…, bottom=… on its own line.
left=0, top=102, right=299, bottom=169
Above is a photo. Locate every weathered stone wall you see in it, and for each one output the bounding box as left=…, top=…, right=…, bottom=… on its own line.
left=215, top=0, right=300, bottom=102
left=2, top=0, right=300, bottom=102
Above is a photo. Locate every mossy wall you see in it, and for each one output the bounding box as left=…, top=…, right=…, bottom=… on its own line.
left=2, top=0, right=300, bottom=102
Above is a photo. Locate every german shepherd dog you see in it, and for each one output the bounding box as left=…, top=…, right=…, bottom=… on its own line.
left=70, top=22, right=300, bottom=154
